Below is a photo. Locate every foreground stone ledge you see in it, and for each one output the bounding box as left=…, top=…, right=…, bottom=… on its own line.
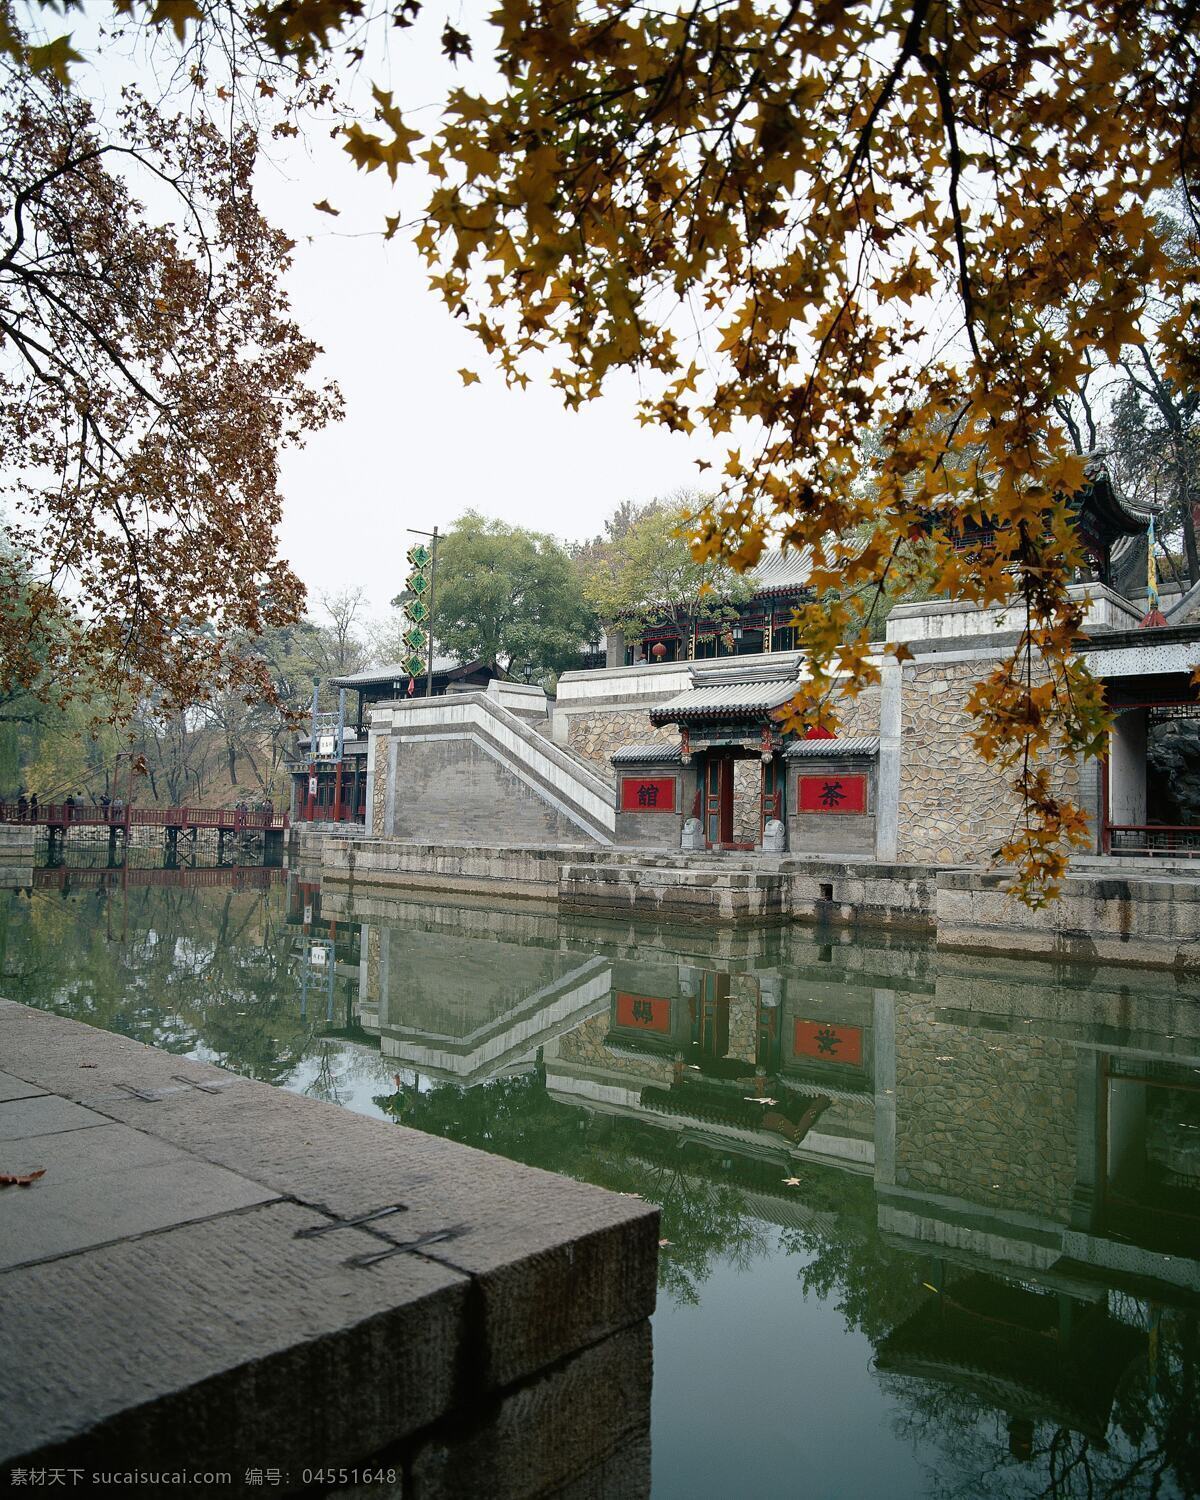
left=0, top=1001, right=658, bottom=1496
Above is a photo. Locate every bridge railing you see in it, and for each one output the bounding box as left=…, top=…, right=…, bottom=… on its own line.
left=0, top=801, right=288, bottom=832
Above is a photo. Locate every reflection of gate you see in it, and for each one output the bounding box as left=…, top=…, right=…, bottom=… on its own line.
left=702, top=754, right=733, bottom=847
left=694, top=970, right=731, bottom=1057
left=761, top=759, right=783, bottom=836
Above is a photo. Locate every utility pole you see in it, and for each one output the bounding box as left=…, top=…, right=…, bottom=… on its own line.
left=406, top=525, right=440, bottom=698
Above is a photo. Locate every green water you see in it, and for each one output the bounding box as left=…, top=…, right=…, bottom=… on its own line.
left=2, top=856, right=1198, bottom=1499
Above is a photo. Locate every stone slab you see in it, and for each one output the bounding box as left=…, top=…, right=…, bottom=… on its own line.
left=0, top=1000, right=659, bottom=1492
left=0, top=1118, right=279, bottom=1269
left=0, top=1093, right=107, bottom=1141
left=1, top=1199, right=469, bottom=1482
left=0, top=1068, right=46, bottom=1102
left=80, top=1079, right=660, bottom=1394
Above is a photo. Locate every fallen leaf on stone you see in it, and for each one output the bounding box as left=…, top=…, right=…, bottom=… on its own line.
left=782, top=1177, right=802, bottom=1186
left=744, top=1096, right=777, bottom=1106
left=658, top=1239, right=672, bottom=1248
left=79, top=1062, right=97, bottom=1069
left=1, top=1168, right=46, bottom=1188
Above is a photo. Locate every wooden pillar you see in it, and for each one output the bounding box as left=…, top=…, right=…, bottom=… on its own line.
left=333, top=759, right=343, bottom=823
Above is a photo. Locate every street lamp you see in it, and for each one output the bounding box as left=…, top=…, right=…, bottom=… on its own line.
left=522, top=661, right=535, bottom=684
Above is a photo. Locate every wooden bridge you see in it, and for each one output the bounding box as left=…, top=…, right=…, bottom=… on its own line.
left=0, top=802, right=288, bottom=834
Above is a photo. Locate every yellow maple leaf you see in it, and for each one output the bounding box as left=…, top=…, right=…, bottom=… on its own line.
left=151, top=0, right=203, bottom=44
left=458, top=368, right=480, bottom=386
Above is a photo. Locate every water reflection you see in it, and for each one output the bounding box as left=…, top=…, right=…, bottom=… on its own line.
left=2, top=863, right=1198, bottom=1497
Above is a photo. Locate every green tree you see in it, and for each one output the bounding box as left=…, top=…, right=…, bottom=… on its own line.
left=582, top=498, right=754, bottom=648
left=419, top=511, right=595, bottom=678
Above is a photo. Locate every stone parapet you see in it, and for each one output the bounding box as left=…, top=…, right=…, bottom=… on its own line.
left=303, top=827, right=1200, bottom=968
left=936, top=868, right=1200, bottom=969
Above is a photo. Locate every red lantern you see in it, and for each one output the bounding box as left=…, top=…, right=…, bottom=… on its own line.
left=651, top=641, right=667, bottom=659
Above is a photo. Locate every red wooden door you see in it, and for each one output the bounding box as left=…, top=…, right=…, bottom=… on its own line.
left=703, top=754, right=734, bottom=847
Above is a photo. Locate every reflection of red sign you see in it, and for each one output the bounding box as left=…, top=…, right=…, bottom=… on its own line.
left=797, top=772, right=867, bottom=814
left=616, top=992, right=671, bottom=1032
left=620, top=776, right=677, bottom=813
left=794, top=1019, right=863, bottom=1065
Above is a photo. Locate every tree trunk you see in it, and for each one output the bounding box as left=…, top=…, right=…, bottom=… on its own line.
left=1185, top=498, right=1200, bottom=589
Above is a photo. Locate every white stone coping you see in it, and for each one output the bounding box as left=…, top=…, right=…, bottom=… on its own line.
left=886, top=583, right=1141, bottom=644
left=1080, top=639, right=1200, bottom=678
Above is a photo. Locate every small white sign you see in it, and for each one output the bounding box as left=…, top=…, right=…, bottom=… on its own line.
left=310, top=945, right=327, bottom=966
left=308, top=775, right=317, bottom=795
left=303, top=905, right=313, bottom=925
left=317, top=734, right=336, bottom=756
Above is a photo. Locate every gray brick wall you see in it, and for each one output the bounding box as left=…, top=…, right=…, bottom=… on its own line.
left=388, top=735, right=595, bottom=846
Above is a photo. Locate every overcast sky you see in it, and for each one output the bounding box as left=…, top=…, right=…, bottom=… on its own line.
left=246, top=21, right=719, bottom=622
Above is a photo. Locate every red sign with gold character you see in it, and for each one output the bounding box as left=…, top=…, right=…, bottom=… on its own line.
left=620, top=776, right=677, bottom=813
left=796, top=772, right=867, bottom=814
left=616, top=993, right=672, bottom=1032
left=794, top=1019, right=863, bottom=1066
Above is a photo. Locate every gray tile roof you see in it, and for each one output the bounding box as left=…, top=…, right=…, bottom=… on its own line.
left=611, top=743, right=684, bottom=765
left=749, top=547, right=813, bottom=594
left=784, top=736, right=880, bottom=758
left=650, top=661, right=803, bottom=723
left=330, top=657, right=489, bottom=689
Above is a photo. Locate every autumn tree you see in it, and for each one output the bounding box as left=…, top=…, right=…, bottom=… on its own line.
left=0, top=13, right=339, bottom=721
left=581, top=496, right=754, bottom=651
left=397, top=0, right=1200, bottom=900
left=15, top=2, right=1200, bottom=897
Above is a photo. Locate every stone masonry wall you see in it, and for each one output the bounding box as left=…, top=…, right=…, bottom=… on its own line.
left=897, top=661, right=1079, bottom=864
left=372, top=739, right=388, bottom=836
left=733, top=760, right=760, bottom=843
left=727, top=972, right=759, bottom=1062
left=566, top=708, right=676, bottom=771
left=893, top=995, right=1077, bottom=1221
left=554, top=1012, right=675, bottom=1086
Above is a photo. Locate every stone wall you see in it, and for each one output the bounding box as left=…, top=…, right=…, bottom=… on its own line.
left=733, top=759, right=760, bottom=843
left=727, top=973, right=759, bottom=1062
left=554, top=1012, right=675, bottom=1086
left=371, top=740, right=388, bottom=836
left=893, top=995, right=1077, bottom=1220
left=566, top=707, right=676, bottom=771
left=385, top=735, right=589, bottom=846
left=896, top=661, right=1080, bottom=864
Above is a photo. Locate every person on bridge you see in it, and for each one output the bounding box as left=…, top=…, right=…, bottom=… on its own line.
left=17, top=793, right=27, bottom=821
left=29, top=793, right=38, bottom=820
left=64, top=793, right=75, bottom=822
left=112, top=796, right=124, bottom=821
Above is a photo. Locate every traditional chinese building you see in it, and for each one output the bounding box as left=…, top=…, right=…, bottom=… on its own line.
left=288, top=656, right=503, bottom=824
left=352, top=469, right=1200, bottom=863
left=607, top=549, right=815, bottom=666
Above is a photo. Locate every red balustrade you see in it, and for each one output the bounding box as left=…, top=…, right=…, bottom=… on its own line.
left=0, top=801, right=288, bottom=833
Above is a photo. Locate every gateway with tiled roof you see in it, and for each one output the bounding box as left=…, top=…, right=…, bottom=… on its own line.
left=649, top=659, right=804, bottom=727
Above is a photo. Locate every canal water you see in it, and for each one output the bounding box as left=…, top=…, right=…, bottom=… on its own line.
left=2, top=856, right=1198, bottom=1499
